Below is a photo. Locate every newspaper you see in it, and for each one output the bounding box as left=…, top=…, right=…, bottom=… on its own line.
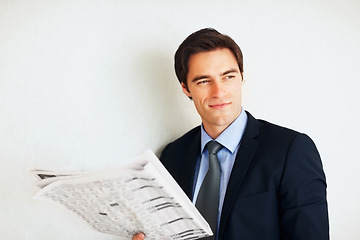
left=32, top=150, right=212, bottom=240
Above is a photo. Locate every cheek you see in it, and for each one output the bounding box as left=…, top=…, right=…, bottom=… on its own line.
left=232, top=83, right=243, bottom=97
left=190, top=90, right=207, bottom=102
left=193, top=97, right=208, bottom=114
left=193, top=98, right=204, bottom=110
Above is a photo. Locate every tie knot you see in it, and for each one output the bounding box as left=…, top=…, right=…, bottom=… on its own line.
left=207, top=141, right=223, bottom=155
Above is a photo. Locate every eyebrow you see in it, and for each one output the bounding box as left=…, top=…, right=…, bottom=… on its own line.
left=191, top=68, right=239, bottom=83
left=191, top=75, right=210, bottom=83
left=222, top=68, right=239, bottom=76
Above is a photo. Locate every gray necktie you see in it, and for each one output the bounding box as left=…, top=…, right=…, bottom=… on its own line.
left=196, top=141, right=223, bottom=240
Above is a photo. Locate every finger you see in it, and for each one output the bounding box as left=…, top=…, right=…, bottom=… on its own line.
left=132, top=232, right=145, bottom=240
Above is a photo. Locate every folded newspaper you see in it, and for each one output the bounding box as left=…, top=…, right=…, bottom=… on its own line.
left=32, top=149, right=212, bottom=240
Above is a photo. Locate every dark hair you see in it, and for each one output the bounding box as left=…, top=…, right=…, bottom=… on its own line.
left=174, top=28, right=243, bottom=90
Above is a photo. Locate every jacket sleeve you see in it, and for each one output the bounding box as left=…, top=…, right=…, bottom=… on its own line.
left=279, top=133, right=329, bottom=239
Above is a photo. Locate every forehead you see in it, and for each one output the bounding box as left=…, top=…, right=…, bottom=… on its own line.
left=187, top=48, right=239, bottom=75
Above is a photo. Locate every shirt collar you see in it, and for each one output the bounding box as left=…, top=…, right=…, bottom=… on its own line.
left=201, top=107, right=248, bottom=154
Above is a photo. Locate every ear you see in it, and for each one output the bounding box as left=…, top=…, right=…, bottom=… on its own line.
left=181, top=83, right=192, bottom=98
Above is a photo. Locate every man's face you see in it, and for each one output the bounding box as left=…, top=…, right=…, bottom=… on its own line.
left=182, top=48, right=243, bottom=138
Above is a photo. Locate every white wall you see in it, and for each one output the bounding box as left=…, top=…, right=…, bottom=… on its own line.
left=1, top=0, right=359, bottom=239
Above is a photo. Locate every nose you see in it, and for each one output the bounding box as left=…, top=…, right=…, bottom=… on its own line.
left=211, top=81, right=225, bottom=98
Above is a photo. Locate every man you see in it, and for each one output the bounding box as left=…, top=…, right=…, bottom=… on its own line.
left=133, top=28, right=329, bottom=240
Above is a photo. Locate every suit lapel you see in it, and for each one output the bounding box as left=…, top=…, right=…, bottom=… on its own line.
left=218, top=112, right=260, bottom=238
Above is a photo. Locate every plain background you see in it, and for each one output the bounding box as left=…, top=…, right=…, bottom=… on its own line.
left=1, top=0, right=359, bottom=239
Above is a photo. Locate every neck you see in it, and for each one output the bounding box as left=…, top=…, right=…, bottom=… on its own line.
left=203, top=124, right=228, bottom=139
left=202, top=109, right=242, bottom=139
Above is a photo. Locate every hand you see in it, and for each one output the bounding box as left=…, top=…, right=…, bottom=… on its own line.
left=132, top=232, right=145, bottom=240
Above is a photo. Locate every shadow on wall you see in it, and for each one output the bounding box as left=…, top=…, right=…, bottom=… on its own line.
left=108, top=45, right=199, bottom=156
left=137, top=48, right=199, bottom=155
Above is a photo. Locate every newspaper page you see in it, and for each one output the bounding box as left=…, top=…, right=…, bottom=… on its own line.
left=32, top=150, right=212, bottom=240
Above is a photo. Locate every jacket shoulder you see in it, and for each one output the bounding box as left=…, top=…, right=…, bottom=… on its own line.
left=164, top=125, right=201, bottom=149
left=160, top=126, right=201, bottom=165
left=245, top=112, right=315, bottom=150
left=246, top=112, right=299, bottom=138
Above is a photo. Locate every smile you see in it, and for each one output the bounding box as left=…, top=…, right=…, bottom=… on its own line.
left=209, top=102, right=231, bottom=109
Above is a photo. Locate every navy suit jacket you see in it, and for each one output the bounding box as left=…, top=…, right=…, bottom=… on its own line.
left=160, top=112, right=329, bottom=240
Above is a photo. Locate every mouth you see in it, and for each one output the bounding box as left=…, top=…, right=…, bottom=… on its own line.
left=208, top=102, right=231, bottom=109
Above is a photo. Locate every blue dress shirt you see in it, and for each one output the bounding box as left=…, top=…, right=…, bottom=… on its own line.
left=192, top=108, right=248, bottom=238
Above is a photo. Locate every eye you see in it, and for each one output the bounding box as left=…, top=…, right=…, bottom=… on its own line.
left=197, top=80, right=210, bottom=85
left=224, top=75, right=235, bottom=80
